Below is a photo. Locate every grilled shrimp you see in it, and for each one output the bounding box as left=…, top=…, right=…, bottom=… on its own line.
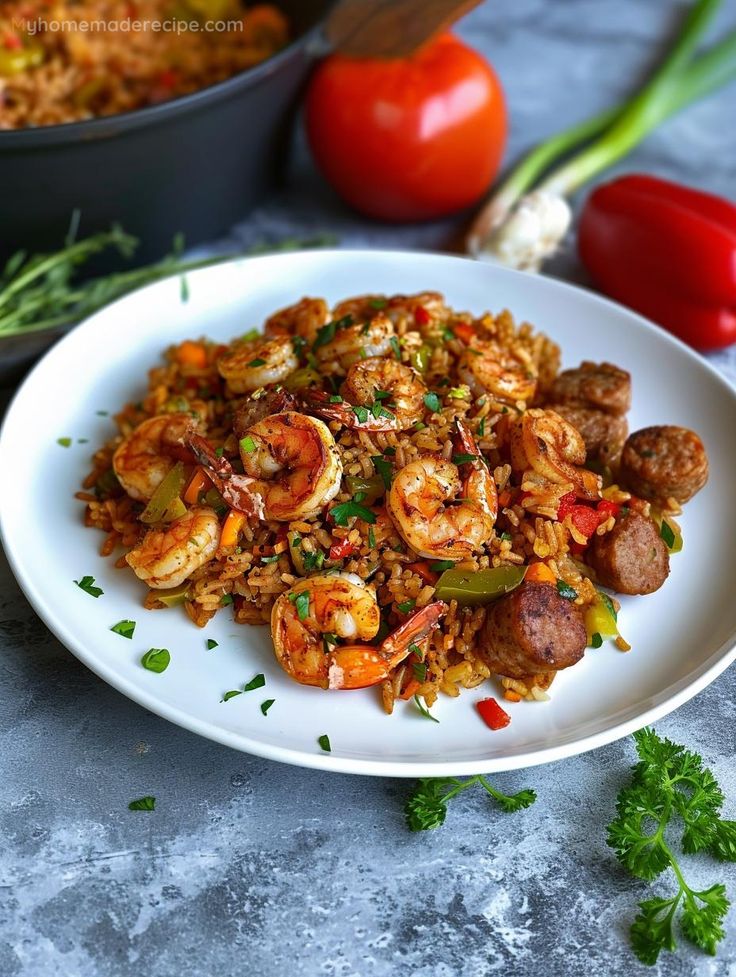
left=112, top=412, right=200, bottom=502
left=314, top=312, right=396, bottom=372
left=387, top=420, right=497, bottom=560
left=264, top=297, right=329, bottom=343
left=125, top=506, right=220, bottom=590
left=307, top=357, right=427, bottom=432
left=458, top=339, right=537, bottom=404
left=331, top=292, right=446, bottom=327
left=217, top=334, right=298, bottom=393
left=271, top=572, right=447, bottom=689
left=510, top=408, right=601, bottom=500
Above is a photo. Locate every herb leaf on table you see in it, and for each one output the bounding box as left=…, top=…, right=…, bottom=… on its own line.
left=405, top=775, right=536, bottom=832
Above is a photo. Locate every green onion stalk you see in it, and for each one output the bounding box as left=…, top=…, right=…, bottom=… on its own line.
left=467, top=0, right=736, bottom=271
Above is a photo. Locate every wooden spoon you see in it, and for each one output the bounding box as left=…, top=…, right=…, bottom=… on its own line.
left=325, top=0, right=483, bottom=58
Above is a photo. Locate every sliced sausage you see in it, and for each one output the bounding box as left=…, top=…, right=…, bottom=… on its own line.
left=549, top=361, right=631, bottom=416
left=548, top=403, right=628, bottom=466
left=589, top=511, right=669, bottom=595
left=619, top=425, right=708, bottom=505
left=480, top=581, right=587, bottom=679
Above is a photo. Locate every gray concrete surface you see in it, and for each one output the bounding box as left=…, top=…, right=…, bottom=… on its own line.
left=1, top=1, right=735, bottom=974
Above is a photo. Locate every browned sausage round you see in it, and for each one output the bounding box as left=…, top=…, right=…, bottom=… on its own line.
left=480, top=581, right=587, bottom=679
left=589, top=511, right=669, bottom=595
left=548, top=403, right=628, bottom=466
left=619, top=426, right=708, bottom=505
left=549, top=361, right=631, bottom=416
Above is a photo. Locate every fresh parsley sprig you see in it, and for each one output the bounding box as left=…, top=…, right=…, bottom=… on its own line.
left=405, top=775, right=536, bottom=832
left=607, top=727, right=736, bottom=965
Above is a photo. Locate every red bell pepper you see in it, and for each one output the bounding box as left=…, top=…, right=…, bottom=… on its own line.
left=329, top=538, right=357, bottom=561
left=476, top=697, right=511, bottom=731
left=579, top=175, right=736, bottom=350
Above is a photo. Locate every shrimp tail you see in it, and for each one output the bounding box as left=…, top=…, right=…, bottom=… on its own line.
left=381, top=600, right=448, bottom=669
left=186, top=434, right=264, bottom=519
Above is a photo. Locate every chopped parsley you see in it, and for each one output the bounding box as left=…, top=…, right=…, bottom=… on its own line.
left=408, top=642, right=424, bottom=660
left=371, top=455, right=393, bottom=489
left=110, top=619, right=136, bottom=639
left=397, top=599, right=416, bottom=614
left=128, top=796, right=156, bottom=812
left=556, top=580, right=579, bottom=601
left=660, top=520, right=676, bottom=548
left=288, top=590, right=310, bottom=621
left=244, top=673, right=266, bottom=692
left=413, top=662, right=428, bottom=682
left=499, top=532, right=513, bottom=542
left=389, top=336, right=402, bottom=360
left=442, top=326, right=455, bottom=341
left=214, top=446, right=225, bottom=458
left=57, top=437, right=72, bottom=448
left=303, top=550, right=325, bottom=571
left=590, top=632, right=603, bottom=649
left=261, top=554, right=280, bottom=564
left=329, top=394, right=343, bottom=403
left=318, top=734, right=332, bottom=752
left=260, top=698, right=275, bottom=716
left=478, top=418, right=486, bottom=437
left=239, top=435, right=257, bottom=453
left=330, top=500, right=376, bottom=526
left=414, top=695, right=439, bottom=723
left=221, top=689, right=243, bottom=702
left=369, top=298, right=387, bottom=309
left=140, top=648, right=170, bottom=673
left=423, top=392, right=441, bottom=413
left=430, top=560, right=455, bottom=572
left=352, top=405, right=369, bottom=424
left=373, top=389, right=391, bottom=401
left=247, top=357, right=266, bottom=367
left=75, top=575, right=103, bottom=598
left=313, top=314, right=353, bottom=350
left=220, top=594, right=234, bottom=606
left=206, top=638, right=218, bottom=650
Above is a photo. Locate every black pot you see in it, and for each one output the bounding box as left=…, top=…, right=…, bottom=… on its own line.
left=0, top=0, right=331, bottom=268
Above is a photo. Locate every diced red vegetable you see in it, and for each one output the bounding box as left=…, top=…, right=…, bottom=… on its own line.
left=329, top=538, right=357, bottom=561
left=452, top=322, right=476, bottom=344
left=476, top=697, right=511, bottom=730
left=557, top=491, right=577, bottom=520
left=596, top=499, right=621, bottom=520
left=414, top=305, right=431, bottom=326
left=406, top=560, right=438, bottom=585
left=570, top=504, right=601, bottom=540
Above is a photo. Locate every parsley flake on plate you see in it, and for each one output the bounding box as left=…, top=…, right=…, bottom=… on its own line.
left=57, top=437, right=72, bottom=448
left=413, top=695, right=439, bottom=723
left=140, top=648, right=170, bottom=673
left=243, top=673, right=266, bottom=692
left=206, top=638, right=218, bottom=650
left=318, top=734, right=332, bottom=753
left=75, top=575, right=103, bottom=598
left=110, top=619, right=136, bottom=639
left=260, top=698, right=275, bottom=716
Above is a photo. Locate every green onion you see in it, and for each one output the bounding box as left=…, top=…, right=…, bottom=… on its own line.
left=467, top=0, right=736, bottom=269
left=414, top=695, right=440, bottom=723
left=556, top=579, right=579, bottom=601
left=239, top=435, right=257, bottom=453
left=288, top=591, right=310, bottom=621
left=413, top=661, right=428, bottom=682
left=367, top=527, right=376, bottom=549
left=390, top=336, right=402, bottom=359
left=423, top=392, right=441, bottom=413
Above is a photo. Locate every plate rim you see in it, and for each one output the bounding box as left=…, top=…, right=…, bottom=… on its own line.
left=2, top=248, right=735, bottom=777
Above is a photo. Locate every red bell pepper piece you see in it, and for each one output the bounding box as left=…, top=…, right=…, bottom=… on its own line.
left=414, top=305, right=431, bottom=326
left=556, top=491, right=577, bottom=520
left=596, top=499, right=621, bottom=520
left=476, top=697, right=511, bottom=730
left=570, top=504, right=600, bottom=540
left=452, top=322, right=476, bottom=344
left=329, top=538, right=357, bottom=561
left=579, top=174, right=736, bottom=350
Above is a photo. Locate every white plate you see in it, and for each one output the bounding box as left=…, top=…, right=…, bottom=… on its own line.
left=1, top=250, right=735, bottom=777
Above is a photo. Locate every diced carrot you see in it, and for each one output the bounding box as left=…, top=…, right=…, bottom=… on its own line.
left=220, top=510, right=246, bottom=549
left=176, top=340, right=207, bottom=369
left=399, top=678, right=421, bottom=701
left=406, top=561, right=438, bottom=585
left=498, top=489, right=512, bottom=508
left=183, top=467, right=210, bottom=504
left=525, top=562, right=556, bottom=585
left=503, top=690, right=523, bottom=703
left=452, top=322, right=476, bottom=344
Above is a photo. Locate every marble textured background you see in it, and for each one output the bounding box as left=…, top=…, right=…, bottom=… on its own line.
left=1, top=1, right=735, bottom=974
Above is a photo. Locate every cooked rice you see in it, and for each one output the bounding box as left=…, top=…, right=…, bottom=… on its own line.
left=78, top=291, right=617, bottom=715
left=0, top=2, right=288, bottom=129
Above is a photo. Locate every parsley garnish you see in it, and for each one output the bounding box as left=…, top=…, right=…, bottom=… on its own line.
left=110, top=619, right=135, bottom=639
left=430, top=560, right=455, bottom=572
left=556, top=580, right=578, bottom=601
left=288, top=591, right=310, bottom=621
left=330, top=500, right=376, bottom=526
left=499, top=531, right=513, bottom=542
left=590, top=632, right=603, bottom=649
left=352, top=405, right=369, bottom=424
left=75, top=575, right=103, bottom=598
left=128, top=796, right=156, bottom=812
left=423, top=392, right=441, bottom=413
left=303, top=550, right=325, bottom=571
left=244, top=673, right=266, bottom=691
left=405, top=776, right=536, bottom=831
left=247, top=357, right=266, bottom=367
left=220, top=594, right=234, bottom=606
left=329, top=394, right=343, bottom=403
left=260, top=699, right=275, bottom=715
left=371, top=455, right=393, bottom=489
left=413, top=662, right=427, bottom=682
left=313, top=314, right=353, bottom=349
left=608, top=728, right=736, bottom=964
left=140, top=648, right=170, bottom=673
left=221, top=689, right=243, bottom=702
left=318, top=734, right=332, bottom=752
left=413, top=694, right=439, bottom=723
left=261, top=554, right=279, bottom=564
left=408, top=642, right=423, bottom=660
left=660, top=520, right=676, bottom=548
left=239, top=435, right=256, bottom=453
left=389, top=336, right=401, bottom=359
left=214, top=446, right=224, bottom=458
left=478, top=417, right=486, bottom=437
left=57, top=437, right=72, bottom=447
left=369, top=298, right=387, bottom=309
left=206, top=638, right=218, bottom=650
left=397, top=599, right=416, bottom=614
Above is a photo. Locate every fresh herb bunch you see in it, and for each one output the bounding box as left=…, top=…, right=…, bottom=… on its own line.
left=405, top=775, right=536, bottom=832
left=0, top=222, right=337, bottom=338
left=607, top=727, right=736, bottom=964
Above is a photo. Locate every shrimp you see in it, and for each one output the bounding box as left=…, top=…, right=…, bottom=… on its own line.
left=264, top=297, right=329, bottom=344
left=271, top=571, right=447, bottom=689
left=189, top=412, right=343, bottom=521
left=217, top=334, right=298, bottom=393
left=387, top=420, right=497, bottom=560
left=331, top=291, right=446, bottom=328
left=125, top=506, right=220, bottom=590
left=306, top=357, right=427, bottom=432
left=112, top=412, right=201, bottom=502
left=458, top=338, right=538, bottom=404
left=510, top=408, right=601, bottom=500
left=314, top=312, right=396, bottom=372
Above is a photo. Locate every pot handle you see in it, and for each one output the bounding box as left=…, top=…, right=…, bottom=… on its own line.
left=324, top=0, right=482, bottom=58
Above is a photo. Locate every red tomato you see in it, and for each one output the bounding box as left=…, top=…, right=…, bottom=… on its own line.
left=305, top=33, right=507, bottom=221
